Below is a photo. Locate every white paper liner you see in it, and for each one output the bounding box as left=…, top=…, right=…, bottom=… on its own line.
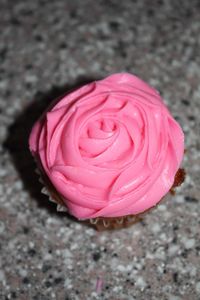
left=89, top=215, right=141, bottom=229
left=35, top=167, right=68, bottom=212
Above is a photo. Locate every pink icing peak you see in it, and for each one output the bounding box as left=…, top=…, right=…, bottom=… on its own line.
left=29, top=73, right=184, bottom=219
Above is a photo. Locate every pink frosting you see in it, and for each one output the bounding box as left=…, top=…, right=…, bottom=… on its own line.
left=29, top=73, right=184, bottom=219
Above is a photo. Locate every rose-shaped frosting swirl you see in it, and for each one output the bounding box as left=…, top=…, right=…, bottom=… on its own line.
left=29, top=73, right=184, bottom=219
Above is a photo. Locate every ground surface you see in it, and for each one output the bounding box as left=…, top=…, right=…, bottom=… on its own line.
left=0, top=0, right=200, bottom=299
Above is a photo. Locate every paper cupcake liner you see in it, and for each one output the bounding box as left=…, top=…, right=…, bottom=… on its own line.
left=88, top=214, right=144, bottom=231
left=34, top=157, right=185, bottom=230
left=35, top=166, right=68, bottom=212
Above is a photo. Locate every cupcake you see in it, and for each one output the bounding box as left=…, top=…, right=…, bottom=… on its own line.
left=29, top=73, right=185, bottom=230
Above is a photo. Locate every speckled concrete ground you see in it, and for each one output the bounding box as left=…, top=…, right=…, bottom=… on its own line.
left=0, top=0, right=200, bottom=299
